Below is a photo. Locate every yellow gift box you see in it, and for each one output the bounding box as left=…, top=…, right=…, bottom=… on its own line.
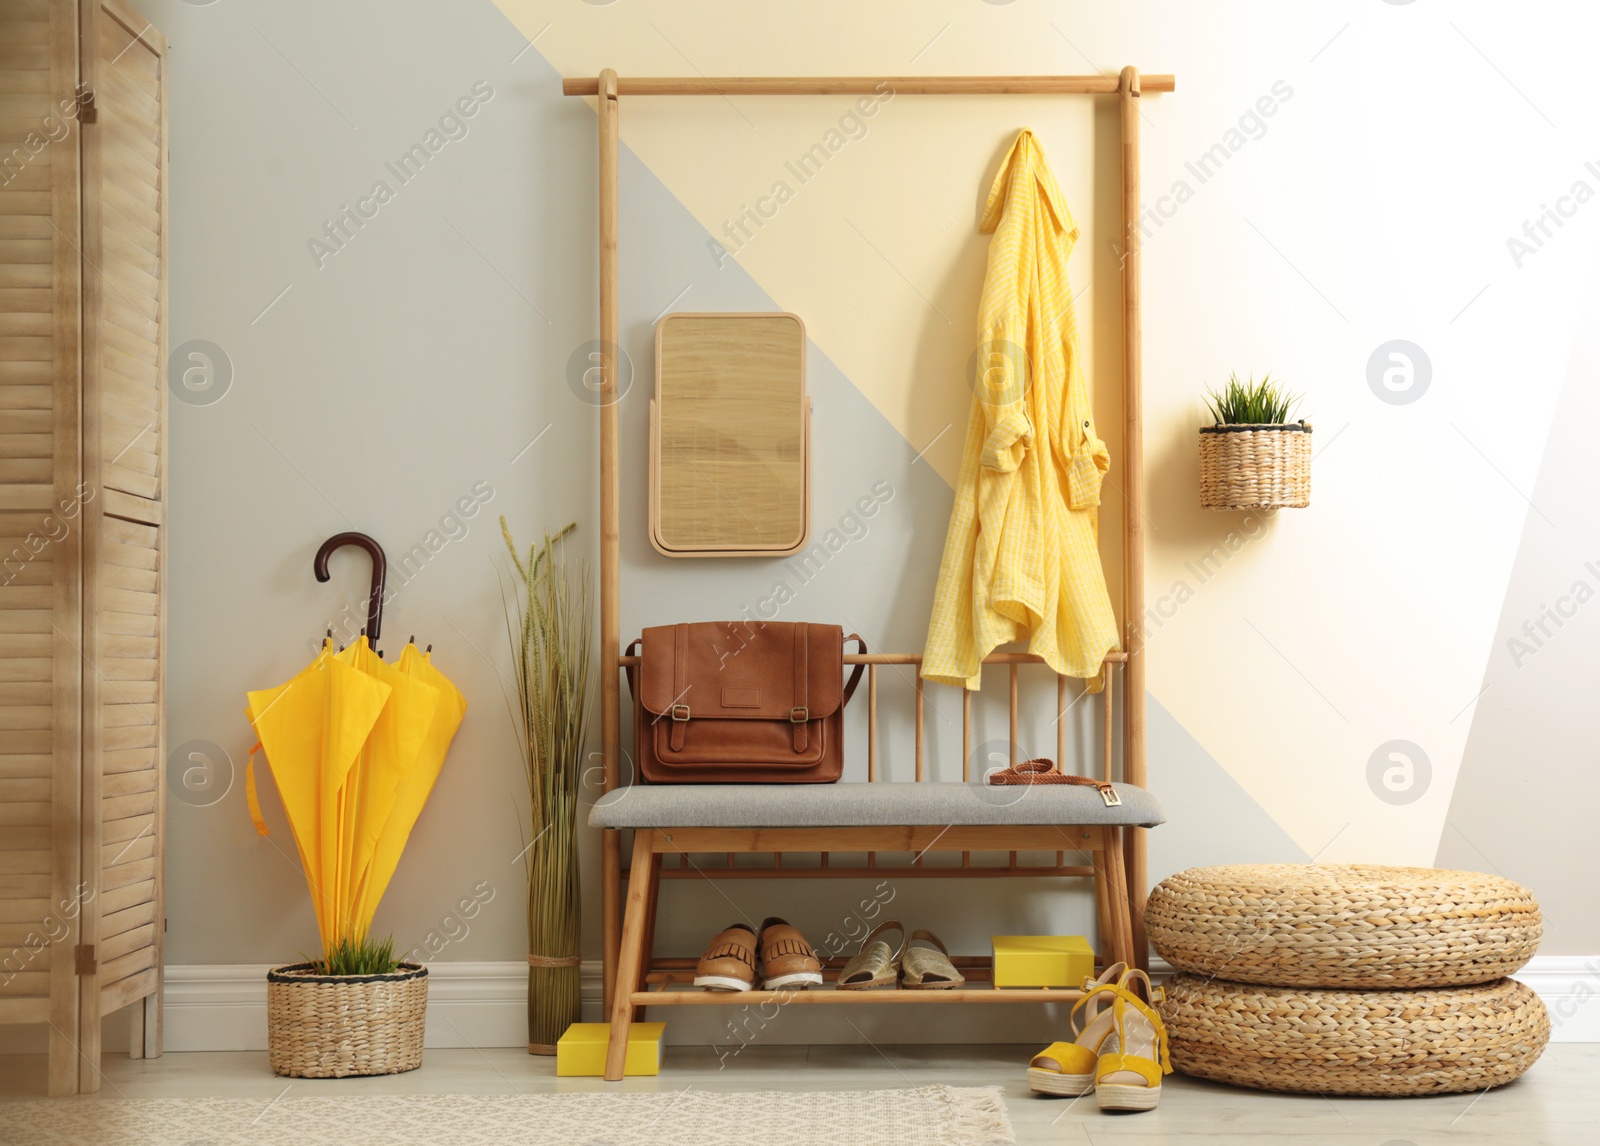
left=991, top=935, right=1095, bottom=988
left=555, top=1022, right=666, bottom=1077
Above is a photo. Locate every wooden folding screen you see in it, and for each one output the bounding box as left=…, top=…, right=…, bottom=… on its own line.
left=0, top=0, right=166, bottom=1095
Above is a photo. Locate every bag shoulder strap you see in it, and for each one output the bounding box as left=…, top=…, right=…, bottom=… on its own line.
left=670, top=623, right=689, bottom=749
left=792, top=622, right=810, bottom=751
left=623, top=638, right=641, bottom=700
left=842, top=633, right=866, bottom=707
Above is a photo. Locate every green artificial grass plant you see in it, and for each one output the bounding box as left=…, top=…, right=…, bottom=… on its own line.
left=314, top=933, right=401, bottom=977
left=1204, top=372, right=1302, bottom=425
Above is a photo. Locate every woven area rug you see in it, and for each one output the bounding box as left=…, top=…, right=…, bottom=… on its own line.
left=0, top=1086, right=1015, bottom=1146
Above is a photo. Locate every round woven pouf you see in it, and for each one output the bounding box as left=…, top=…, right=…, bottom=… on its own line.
left=1160, top=974, right=1549, bottom=1096
left=1145, top=864, right=1541, bottom=988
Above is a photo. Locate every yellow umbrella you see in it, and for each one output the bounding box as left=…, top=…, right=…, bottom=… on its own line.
left=352, top=640, right=467, bottom=927
left=331, top=635, right=439, bottom=945
left=921, top=129, right=1120, bottom=691
left=246, top=533, right=466, bottom=961
left=245, top=642, right=391, bottom=951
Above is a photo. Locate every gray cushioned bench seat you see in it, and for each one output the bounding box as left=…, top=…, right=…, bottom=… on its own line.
left=588, top=782, right=1164, bottom=830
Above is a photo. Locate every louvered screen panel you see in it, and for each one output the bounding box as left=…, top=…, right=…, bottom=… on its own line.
left=91, top=514, right=159, bottom=998
left=77, top=0, right=165, bottom=1089
left=0, top=0, right=84, bottom=1096
left=89, top=0, right=161, bottom=500
left=0, top=509, right=56, bottom=1010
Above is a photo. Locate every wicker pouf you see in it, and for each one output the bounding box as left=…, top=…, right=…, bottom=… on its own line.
left=1160, top=974, right=1549, bottom=1096
left=266, top=962, right=428, bottom=1078
left=1145, top=864, right=1542, bottom=988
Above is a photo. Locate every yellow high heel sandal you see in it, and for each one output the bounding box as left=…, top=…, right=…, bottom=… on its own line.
left=1094, top=968, right=1172, bottom=1113
left=1025, top=963, right=1126, bottom=1097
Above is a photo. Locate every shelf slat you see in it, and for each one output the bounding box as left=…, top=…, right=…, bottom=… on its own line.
left=628, top=986, right=1085, bottom=1006
left=655, top=865, right=1094, bottom=880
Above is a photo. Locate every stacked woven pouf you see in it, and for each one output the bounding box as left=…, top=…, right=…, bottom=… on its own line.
left=1145, top=865, right=1549, bottom=1096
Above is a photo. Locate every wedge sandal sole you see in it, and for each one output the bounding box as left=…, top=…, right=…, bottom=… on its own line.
left=1096, top=1083, right=1162, bottom=1111
left=1026, top=1067, right=1095, bottom=1096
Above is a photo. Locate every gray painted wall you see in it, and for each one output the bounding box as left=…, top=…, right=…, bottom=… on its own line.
left=1437, top=274, right=1600, bottom=953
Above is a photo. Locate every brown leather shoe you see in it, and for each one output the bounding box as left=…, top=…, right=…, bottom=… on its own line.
left=757, top=917, right=823, bottom=990
left=693, top=923, right=758, bottom=992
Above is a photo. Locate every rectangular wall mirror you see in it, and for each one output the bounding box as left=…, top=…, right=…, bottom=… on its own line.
left=650, top=313, right=810, bottom=557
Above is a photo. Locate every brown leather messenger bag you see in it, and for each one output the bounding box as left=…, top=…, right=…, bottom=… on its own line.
left=627, top=621, right=866, bottom=783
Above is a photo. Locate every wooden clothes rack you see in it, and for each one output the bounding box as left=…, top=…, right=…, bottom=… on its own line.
left=564, top=69, right=1171, bottom=1077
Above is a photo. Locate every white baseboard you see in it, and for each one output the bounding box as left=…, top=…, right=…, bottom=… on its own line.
left=5, top=955, right=1591, bottom=1056
left=150, top=954, right=1600, bottom=1051
left=162, top=962, right=605, bottom=1052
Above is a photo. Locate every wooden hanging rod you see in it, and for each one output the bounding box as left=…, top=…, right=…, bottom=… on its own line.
left=562, top=74, right=1174, bottom=97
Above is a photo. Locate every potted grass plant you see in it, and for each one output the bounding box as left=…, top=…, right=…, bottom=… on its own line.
left=1198, top=373, right=1311, bottom=511
left=265, top=935, right=428, bottom=1079
left=501, top=519, right=592, bottom=1055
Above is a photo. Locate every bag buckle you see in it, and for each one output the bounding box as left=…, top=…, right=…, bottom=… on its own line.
left=1098, top=784, right=1121, bottom=807
left=789, top=706, right=809, bottom=723
left=670, top=704, right=691, bottom=722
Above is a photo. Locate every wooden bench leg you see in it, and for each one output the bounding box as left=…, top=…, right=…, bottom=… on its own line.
left=632, top=849, right=662, bottom=1022
left=1126, top=826, right=1150, bottom=972
left=1092, top=852, right=1114, bottom=970
left=606, top=830, right=656, bottom=1081
left=1098, top=827, right=1135, bottom=970
left=602, top=828, right=621, bottom=1014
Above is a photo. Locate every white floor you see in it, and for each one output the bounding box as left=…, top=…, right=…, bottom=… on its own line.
left=1, top=1044, right=1592, bottom=1144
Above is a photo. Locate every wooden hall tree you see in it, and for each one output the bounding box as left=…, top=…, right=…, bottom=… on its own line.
left=0, top=0, right=168, bottom=1095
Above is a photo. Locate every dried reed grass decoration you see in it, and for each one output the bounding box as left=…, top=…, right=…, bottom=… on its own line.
left=501, top=519, right=592, bottom=1055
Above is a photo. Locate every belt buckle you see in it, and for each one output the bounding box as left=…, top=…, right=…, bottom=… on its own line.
left=670, top=704, right=691, bottom=722
left=789, top=706, right=809, bottom=723
left=1099, top=785, right=1122, bottom=807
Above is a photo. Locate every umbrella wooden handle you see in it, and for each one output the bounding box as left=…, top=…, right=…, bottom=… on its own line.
left=314, top=532, right=388, bottom=645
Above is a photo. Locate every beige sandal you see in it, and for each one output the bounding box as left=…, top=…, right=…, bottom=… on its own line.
left=899, top=930, right=964, bottom=990
left=838, top=920, right=905, bottom=991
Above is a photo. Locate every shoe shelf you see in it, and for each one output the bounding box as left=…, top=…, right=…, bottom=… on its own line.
left=632, top=957, right=1091, bottom=1005
left=631, top=987, right=1087, bottom=1005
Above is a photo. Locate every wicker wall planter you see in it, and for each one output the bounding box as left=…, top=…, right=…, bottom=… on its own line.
left=1198, top=422, right=1311, bottom=510
left=1145, top=864, right=1543, bottom=989
left=266, top=962, right=428, bottom=1078
left=1160, top=974, right=1549, bottom=1096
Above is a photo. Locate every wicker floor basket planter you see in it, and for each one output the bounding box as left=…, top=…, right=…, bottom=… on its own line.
left=1145, top=864, right=1543, bottom=989
left=266, top=962, right=428, bottom=1078
left=1199, top=422, right=1311, bottom=510
left=1160, top=974, right=1550, bottom=1096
